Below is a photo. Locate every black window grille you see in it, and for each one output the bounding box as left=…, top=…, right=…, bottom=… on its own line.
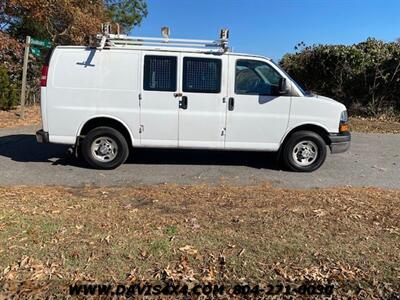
left=143, top=55, right=177, bottom=91
left=183, top=57, right=221, bottom=93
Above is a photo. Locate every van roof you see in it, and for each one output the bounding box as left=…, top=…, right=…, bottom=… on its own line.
left=55, top=33, right=273, bottom=60
left=55, top=45, right=272, bottom=61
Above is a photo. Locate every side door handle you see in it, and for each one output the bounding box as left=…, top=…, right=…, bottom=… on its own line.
left=228, top=97, right=234, bottom=111
left=179, top=96, right=188, bottom=109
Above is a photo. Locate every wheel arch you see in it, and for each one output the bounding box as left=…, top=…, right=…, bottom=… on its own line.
left=280, top=123, right=331, bottom=151
left=77, top=116, right=134, bottom=147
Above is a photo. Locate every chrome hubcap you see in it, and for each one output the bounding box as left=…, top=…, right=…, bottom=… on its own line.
left=91, top=137, right=118, bottom=162
left=292, top=140, right=318, bottom=166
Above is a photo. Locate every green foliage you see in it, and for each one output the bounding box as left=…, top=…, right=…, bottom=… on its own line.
left=105, top=0, right=148, bottom=33
left=280, top=38, right=400, bottom=116
left=7, top=16, right=49, bottom=42
left=0, top=66, right=18, bottom=110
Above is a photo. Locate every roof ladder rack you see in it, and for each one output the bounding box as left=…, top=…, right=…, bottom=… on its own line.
left=96, top=27, right=230, bottom=54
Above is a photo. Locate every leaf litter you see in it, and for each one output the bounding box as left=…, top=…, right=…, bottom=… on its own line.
left=0, top=184, right=399, bottom=298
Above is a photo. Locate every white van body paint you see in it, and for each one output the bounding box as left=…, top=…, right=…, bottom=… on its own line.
left=41, top=45, right=347, bottom=153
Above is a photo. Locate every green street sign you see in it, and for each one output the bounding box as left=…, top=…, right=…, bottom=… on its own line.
left=30, top=38, right=52, bottom=49
left=30, top=47, right=41, bottom=57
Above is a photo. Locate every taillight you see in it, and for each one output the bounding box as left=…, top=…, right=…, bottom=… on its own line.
left=41, top=65, right=49, bottom=87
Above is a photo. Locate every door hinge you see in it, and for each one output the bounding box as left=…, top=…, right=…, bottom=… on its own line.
left=139, top=125, right=144, bottom=134
left=138, top=93, right=142, bottom=107
left=221, top=127, right=226, bottom=136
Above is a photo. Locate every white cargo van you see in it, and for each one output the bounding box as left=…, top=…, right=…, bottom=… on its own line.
left=36, top=30, right=350, bottom=171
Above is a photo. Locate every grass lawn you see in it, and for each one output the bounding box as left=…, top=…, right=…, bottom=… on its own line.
left=0, top=184, right=399, bottom=298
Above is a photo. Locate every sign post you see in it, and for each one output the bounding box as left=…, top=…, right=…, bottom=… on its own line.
left=19, top=37, right=52, bottom=118
left=20, top=36, right=31, bottom=119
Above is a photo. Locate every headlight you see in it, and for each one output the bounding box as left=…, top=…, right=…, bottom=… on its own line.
left=340, top=110, right=348, bottom=123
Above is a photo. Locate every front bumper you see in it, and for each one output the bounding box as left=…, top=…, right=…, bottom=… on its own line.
left=36, top=129, right=49, bottom=143
left=328, top=132, right=351, bottom=153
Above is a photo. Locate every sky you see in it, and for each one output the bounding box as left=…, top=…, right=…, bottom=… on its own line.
left=132, top=0, right=400, bottom=61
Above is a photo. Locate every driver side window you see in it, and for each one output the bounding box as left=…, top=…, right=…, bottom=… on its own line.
left=235, top=59, right=281, bottom=95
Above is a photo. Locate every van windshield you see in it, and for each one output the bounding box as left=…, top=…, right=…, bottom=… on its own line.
left=270, top=60, right=308, bottom=96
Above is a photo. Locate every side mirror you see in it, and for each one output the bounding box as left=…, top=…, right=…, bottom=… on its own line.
left=279, top=78, right=289, bottom=95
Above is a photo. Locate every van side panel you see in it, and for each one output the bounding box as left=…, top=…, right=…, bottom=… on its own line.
left=46, top=48, right=140, bottom=145
left=286, top=97, right=345, bottom=137
left=96, top=50, right=141, bottom=146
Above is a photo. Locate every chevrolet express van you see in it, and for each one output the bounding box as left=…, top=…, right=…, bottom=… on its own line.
left=36, top=30, right=350, bottom=171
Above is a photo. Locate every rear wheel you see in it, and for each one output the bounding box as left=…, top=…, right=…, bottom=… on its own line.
left=81, top=126, right=129, bottom=169
left=282, top=130, right=327, bottom=172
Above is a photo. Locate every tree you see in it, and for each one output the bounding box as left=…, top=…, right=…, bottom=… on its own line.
left=1, top=0, right=148, bottom=44
left=2, top=0, right=107, bottom=44
left=0, top=0, right=147, bottom=109
left=280, top=38, right=400, bottom=116
left=105, top=0, right=148, bottom=33
left=0, top=31, right=23, bottom=82
left=0, top=66, right=18, bottom=110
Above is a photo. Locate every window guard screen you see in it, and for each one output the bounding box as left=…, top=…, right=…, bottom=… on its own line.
left=183, top=57, right=221, bottom=93
left=143, top=55, right=177, bottom=92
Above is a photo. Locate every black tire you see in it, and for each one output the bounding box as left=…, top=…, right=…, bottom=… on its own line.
left=81, top=126, right=129, bottom=170
left=282, top=130, right=327, bottom=172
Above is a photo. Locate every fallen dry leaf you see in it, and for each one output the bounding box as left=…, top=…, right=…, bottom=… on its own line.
left=179, top=245, right=198, bottom=256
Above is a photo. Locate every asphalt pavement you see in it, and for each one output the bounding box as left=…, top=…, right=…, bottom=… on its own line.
left=0, top=126, right=399, bottom=189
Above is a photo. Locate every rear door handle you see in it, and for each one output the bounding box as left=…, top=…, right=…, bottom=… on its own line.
left=179, top=96, right=188, bottom=109
left=228, top=97, right=234, bottom=111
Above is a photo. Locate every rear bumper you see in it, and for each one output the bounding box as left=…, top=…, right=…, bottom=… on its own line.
left=328, top=132, right=351, bottom=154
left=36, top=129, right=49, bottom=144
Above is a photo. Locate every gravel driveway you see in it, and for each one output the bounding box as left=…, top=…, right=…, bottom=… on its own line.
left=0, top=126, right=399, bottom=189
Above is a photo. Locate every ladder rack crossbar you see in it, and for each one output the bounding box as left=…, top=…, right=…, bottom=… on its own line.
left=110, top=35, right=220, bottom=44
left=97, top=33, right=229, bottom=52
left=102, top=45, right=225, bottom=53
left=110, top=40, right=221, bottom=48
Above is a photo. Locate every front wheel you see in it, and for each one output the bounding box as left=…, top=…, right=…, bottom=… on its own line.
left=282, top=130, right=327, bottom=172
left=81, top=127, right=129, bottom=169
